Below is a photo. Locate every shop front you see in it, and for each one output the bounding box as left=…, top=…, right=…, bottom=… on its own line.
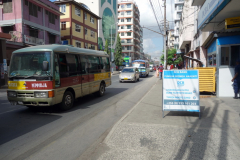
left=205, top=33, right=240, bottom=97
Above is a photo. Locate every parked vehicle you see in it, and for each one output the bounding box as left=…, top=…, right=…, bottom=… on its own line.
left=119, top=67, right=140, bottom=83
left=7, top=45, right=111, bottom=110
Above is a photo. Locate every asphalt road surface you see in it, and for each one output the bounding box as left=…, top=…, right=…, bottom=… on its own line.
left=0, top=71, right=157, bottom=160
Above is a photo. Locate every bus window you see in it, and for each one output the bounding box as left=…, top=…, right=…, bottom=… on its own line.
left=66, top=54, right=78, bottom=76
left=88, top=56, right=100, bottom=73
left=101, top=57, right=110, bottom=72
left=80, top=55, right=88, bottom=74
left=59, top=54, right=67, bottom=72
left=54, top=54, right=60, bottom=87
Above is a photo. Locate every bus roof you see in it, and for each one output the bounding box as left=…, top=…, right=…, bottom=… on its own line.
left=132, top=60, right=148, bottom=62
left=13, top=44, right=109, bottom=57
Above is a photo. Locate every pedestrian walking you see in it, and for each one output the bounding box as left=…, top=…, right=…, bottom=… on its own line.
left=159, top=64, right=163, bottom=80
left=155, top=65, right=159, bottom=77
left=232, top=59, right=240, bottom=99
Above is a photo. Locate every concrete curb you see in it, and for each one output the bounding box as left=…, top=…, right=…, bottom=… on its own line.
left=103, top=78, right=158, bottom=143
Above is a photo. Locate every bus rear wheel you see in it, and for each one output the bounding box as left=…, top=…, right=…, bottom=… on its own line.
left=60, top=91, right=74, bottom=111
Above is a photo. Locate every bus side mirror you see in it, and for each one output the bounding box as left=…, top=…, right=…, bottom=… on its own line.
left=42, top=61, right=49, bottom=71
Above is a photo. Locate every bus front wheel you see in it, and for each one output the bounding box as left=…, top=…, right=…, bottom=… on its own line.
left=60, top=91, right=74, bottom=111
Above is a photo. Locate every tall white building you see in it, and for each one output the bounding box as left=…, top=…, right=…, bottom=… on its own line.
left=174, top=0, right=184, bottom=49
left=118, top=0, right=143, bottom=61
left=76, top=0, right=118, bottom=52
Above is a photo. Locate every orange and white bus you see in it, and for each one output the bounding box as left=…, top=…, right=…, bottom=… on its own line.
left=7, top=45, right=111, bottom=110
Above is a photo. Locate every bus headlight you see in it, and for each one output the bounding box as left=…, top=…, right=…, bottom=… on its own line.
left=34, top=92, right=48, bottom=98
left=8, top=91, right=17, bottom=97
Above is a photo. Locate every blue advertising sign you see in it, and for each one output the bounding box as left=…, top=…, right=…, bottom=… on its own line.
left=163, top=70, right=200, bottom=118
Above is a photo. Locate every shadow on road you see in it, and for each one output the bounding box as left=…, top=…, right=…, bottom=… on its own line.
left=0, top=88, right=128, bottom=145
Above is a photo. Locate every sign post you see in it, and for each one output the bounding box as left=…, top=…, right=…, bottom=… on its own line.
left=162, top=70, right=200, bottom=119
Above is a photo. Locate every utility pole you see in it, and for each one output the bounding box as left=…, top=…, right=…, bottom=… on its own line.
left=163, top=0, right=167, bottom=70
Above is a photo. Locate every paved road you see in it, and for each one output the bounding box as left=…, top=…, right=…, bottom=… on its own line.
left=0, top=72, right=157, bottom=160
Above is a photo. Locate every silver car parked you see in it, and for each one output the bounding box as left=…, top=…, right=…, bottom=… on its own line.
left=119, top=67, right=140, bottom=83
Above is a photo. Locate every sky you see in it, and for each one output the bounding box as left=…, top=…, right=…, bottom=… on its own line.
left=50, top=0, right=175, bottom=60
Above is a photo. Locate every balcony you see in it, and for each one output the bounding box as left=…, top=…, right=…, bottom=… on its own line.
left=24, top=35, right=44, bottom=45
left=175, top=0, right=184, bottom=5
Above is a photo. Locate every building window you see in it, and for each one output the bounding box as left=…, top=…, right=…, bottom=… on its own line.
left=29, top=2, right=38, bottom=17
left=84, top=12, right=87, bottom=20
left=127, top=18, right=131, bottom=22
left=121, top=11, right=124, bottom=15
left=29, top=28, right=38, bottom=38
left=75, top=8, right=81, bottom=16
left=127, top=4, right=131, bottom=8
left=127, top=32, right=131, bottom=36
left=121, top=4, right=124, bottom=8
left=90, top=44, right=95, bottom=50
left=126, top=11, right=131, bottom=15
left=91, top=30, right=95, bottom=38
left=121, top=32, right=124, bottom=36
left=90, top=16, right=94, bottom=23
left=85, top=43, right=88, bottom=48
left=25, top=0, right=28, bottom=6
left=121, top=19, right=124, bottom=22
left=76, top=41, right=81, bottom=48
left=121, top=26, right=124, bottom=29
left=85, top=28, right=88, bottom=35
left=127, top=46, right=132, bottom=50
left=48, top=33, right=56, bottom=44
left=75, top=24, right=81, bottom=32
left=221, top=47, right=230, bottom=65
left=3, top=0, right=12, bottom=13
left=48, top=12, right=56, bottom=24
left=61, top=22, right=66, bottom=30
left=121, top=39, right=125, bottom=43
left=59, top=4, right=66, bottom=13
left=177, top=12, right=181, bottom=19
left=127, top=39, right=131, bottom=43
left=2, top=26, right=13, bottom=34
left=178, top=5, right=183, bottom=10
left=127, top=25, right=131, bottom=29
left=122, top=46, right=125, bottom=50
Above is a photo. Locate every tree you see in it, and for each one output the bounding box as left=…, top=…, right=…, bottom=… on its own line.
left=104, top=39, right=110, bottom=55
left=160, top=48, right=182, bottom=65
left=114, top=34, right=124, bottom=68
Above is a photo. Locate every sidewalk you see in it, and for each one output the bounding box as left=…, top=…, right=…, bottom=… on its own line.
left=89, top=80, right=240, bottom=160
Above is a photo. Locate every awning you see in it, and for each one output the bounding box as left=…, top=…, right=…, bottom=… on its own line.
left=28, top=25, right=43, bottom=31
left=0, top=24, right=15, bottom=27
left=48, top=31, right=60, bottom=36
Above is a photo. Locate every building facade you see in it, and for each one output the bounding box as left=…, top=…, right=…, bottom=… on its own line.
left=54, top=0, right=100, bottom=50
left=0, top=0, right=62, bottom=64
left=167, top=29, right=175, bottom=49
left=76, top=0, right=118, bottom=52
left=118, top=0, right=143, bottom=62
left=174, top=0, right=184, bottom=50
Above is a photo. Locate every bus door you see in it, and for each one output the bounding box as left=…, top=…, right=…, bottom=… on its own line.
left=80, top=55, right=89, bottom=96
left=58, top=54, right=81, bottom=98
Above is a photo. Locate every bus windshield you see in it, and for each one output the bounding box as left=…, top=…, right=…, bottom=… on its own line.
left=132, top=62, right=145, bottom=68
left=9, top=52, right=51, bottom=77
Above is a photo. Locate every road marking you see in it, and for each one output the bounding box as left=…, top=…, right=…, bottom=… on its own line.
left=104, top=77, right=158, bottom=143
left=0, top=108, right=22, bottom=115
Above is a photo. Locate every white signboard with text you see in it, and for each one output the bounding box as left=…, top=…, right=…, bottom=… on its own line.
left=163, top=70, right=200, bottom=116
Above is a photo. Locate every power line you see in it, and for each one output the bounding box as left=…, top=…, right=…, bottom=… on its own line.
left=148, top=0, right=163, bottom=34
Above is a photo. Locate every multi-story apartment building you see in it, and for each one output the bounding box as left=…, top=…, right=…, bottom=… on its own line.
left=54, top=0, right=100, bottom=50
left=0, top=0, right=62, bottom=63
left=118, top=0, right=143, bottom=61
left=174, top=0, right=184, bottom=49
